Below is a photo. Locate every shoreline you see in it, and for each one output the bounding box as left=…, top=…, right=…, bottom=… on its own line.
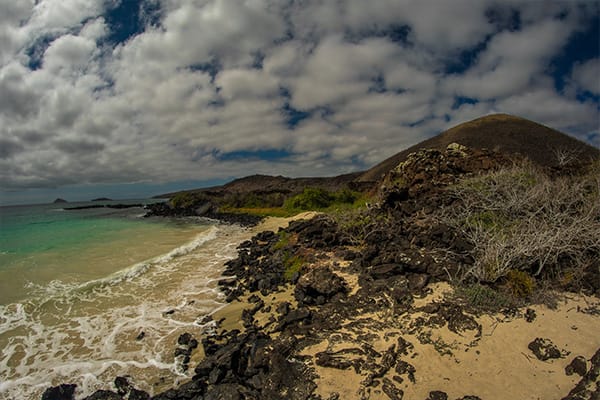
left=201, top=221, right=600, bottom=400
left=40, top=212, right=600, bottom=399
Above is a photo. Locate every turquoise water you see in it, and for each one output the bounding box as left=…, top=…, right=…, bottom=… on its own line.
left=0, top=201, right=196, bottom=304
left=0, top=201, right=254, bottom=399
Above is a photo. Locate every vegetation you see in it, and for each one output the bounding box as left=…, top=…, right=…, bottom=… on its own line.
left=169, top=191, right=204, bottom=209
left=284, top=187, right=364, bottom=212
left=221, top=192, right=286, bottom=209
left=453, top=283, right=514, bottom=312
left=506, top=269, right=535, bottom=299
left=440, top=160, right=600, bottom=283
left=283, top=254, right=305, bottom=281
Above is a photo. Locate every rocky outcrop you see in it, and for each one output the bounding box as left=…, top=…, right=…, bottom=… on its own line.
left=41, top=384, right=76, bottom=400
left=562, top=348, right=600, bottom=400
left=528, top=338, right=567, bottom=361
left=295, top=265, right=348, bottom=306
left=144, top=201, right=263, bottom=227
left=380, top=143, right=509, bottom=204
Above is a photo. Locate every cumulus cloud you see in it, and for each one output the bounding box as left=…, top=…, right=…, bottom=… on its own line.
left=571, top=58, right=600, bottom=96
left=443, top=19, right=575, bottom=100
left=0, top=0, right=598, bottom=201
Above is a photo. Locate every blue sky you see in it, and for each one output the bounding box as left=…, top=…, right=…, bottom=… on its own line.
left=0, top=0, right=598, bottom=205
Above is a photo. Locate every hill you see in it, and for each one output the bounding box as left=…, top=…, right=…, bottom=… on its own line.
left=158, top=173, right=363, bottom=199
left=156, top=114, right=599, bottom=201
left=357, top=113, right=600, bottom=182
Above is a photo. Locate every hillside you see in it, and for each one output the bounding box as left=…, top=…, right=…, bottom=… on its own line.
left=157, top=114, right=598, bottom=200
left=158, top=173, right=363, bottom=199
left=357, top=113, right=600, bottom=182
left=154, top=114, right=600, bottom=215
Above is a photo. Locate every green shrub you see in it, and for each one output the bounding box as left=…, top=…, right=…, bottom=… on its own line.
left=284, top=187, right=362, bottom=211
left=335, top=189, right=359, bottom=204
left=506, top=270, right=535, bottom=299
left=169, top=192, right=201, bottom=209
left=283, top=255, right=305, bottom=280
left=455, top=283, right=513, bottom=312
left=285, top=188, right=335, bottom=210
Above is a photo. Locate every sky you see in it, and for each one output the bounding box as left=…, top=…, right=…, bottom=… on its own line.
left=0, top=0, right=598, bottom=205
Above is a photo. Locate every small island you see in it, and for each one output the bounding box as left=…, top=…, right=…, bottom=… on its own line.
left=52, top=198, right=67, bottom=204
left=91, top=197, right=113, bottom=202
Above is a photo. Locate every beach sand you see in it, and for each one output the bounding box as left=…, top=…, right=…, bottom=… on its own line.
left=207, top=213, right=599, bottom=399
left=301, top=282, right=600, bottom=399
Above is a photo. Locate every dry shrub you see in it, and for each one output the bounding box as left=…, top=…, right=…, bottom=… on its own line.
left=440, top=159, right=600, bottom=282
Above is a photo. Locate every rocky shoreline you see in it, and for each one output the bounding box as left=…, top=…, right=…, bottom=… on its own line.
left=143, top=201, right=264, bottom=227
left=42, top=144, right=600, bottom=400
left=42, top=212, right=600, bottom=399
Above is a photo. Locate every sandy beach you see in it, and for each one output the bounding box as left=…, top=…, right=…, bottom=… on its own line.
left=207, top=213, right=600, bottom=399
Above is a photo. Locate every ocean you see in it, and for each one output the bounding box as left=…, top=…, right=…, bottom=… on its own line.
left=0, top=201, right=251, bottom=399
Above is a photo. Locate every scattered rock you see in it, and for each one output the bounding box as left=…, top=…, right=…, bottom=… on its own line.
left=395, top=360, right=416, bottom=383
left=81, top=390, right=121, bottom=400
left=565, top=356, right=588, bottom=377
left=382, top=377, right=404, bottom=400
left=562, top=347, right=600, bottom=400
left=114, top=376, right=130, bottom=396
left=525, top=308, right=537, bottom=323
left=41, top=384, right=76, bottom=400
left=128, top=389, right=150, bottom=400
left=295, top=266, right=348, bottom=305
left=528, top=338, right=564, bottom=361
left=174, top=332, right=199, bottom=372
left=177, top=332, right=193, bottom=346
left=427, top=391, right=448, bottom=400
left=315, top=351, right=355, bottom=370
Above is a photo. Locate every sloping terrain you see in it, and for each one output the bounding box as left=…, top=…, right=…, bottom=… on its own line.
left=357, top=114, right=599, bottom=182
left=158, top=114, right=599, bottom=201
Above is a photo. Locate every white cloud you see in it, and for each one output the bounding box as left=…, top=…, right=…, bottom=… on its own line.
left=443, top=19, right=574, bottom=100
left=287, top=36, right=402, bottom=109
left=79, top=18, right=108, bottom=41
left=571, top=58, right=600, bottom=95
left=0, top=0, right=598, bottom=197
left=43, top=34, right=97, bottom=73
left=496, top=87, right=599, bottom=138
left=216, top=68, right=279, bottom=100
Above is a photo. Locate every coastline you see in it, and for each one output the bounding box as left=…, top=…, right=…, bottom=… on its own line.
left=38, top=211, right=600, bottom=400
left=38, top=144, right=600, bottom=400
left=198, top=220, right=600, bottom=400
left=1, top=211, right=253, bottom=400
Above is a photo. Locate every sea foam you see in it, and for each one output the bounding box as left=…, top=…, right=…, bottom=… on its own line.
left=0, top=223, right=252, bottom=400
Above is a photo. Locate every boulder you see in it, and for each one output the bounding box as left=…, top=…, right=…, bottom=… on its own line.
left=565, top=355, right=588, bottom=377
left=528, top=338, right=564, bottom=361
left=81, top=390, right=121, bottom=400
left=295, top=266, right=348, bottom=305
left=41, top=384, right=76, bottom=400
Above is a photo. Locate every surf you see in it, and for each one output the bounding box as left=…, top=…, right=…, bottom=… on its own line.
left=0, top=219, right=253, bottom=400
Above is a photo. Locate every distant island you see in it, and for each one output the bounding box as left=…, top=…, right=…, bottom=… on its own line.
left=52, top=198, right=67, bottom=204
left=91, top=197, right=113, bottom=202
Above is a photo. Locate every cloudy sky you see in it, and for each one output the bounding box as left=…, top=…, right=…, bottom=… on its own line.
left=0, top=0, right=598, bottom=205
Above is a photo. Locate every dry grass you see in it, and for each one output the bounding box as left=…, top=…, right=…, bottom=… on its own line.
left=440, top=160, right=600, bottom=283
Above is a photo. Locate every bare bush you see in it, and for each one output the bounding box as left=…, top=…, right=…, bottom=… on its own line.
left=552, top=147, right=582, bottom=167
left=439, top=160, right=600, bottom=282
